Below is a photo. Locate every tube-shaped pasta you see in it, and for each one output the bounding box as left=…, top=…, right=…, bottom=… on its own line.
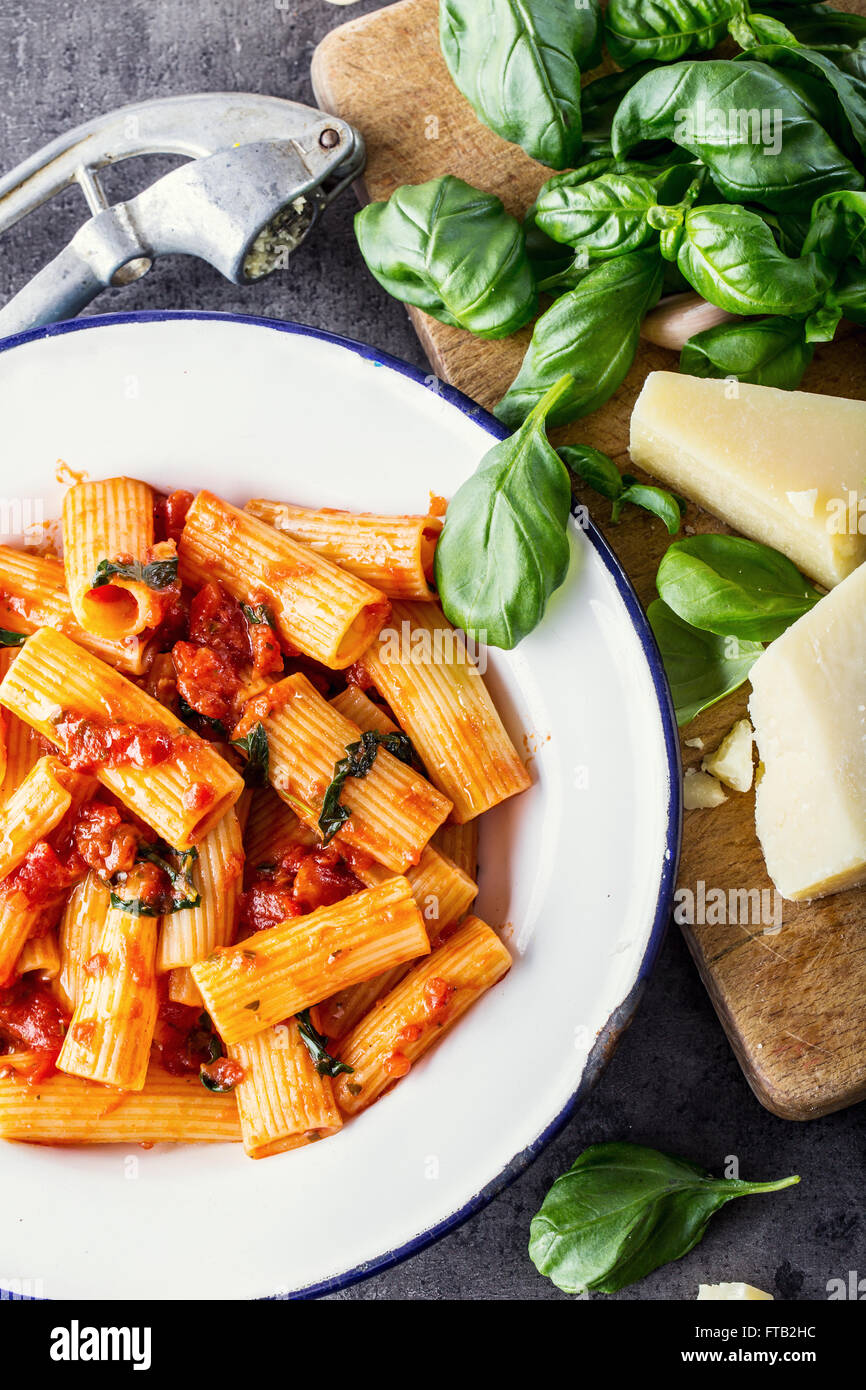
left=318, top=844, right=477, bottom=1039
left=0, top=1065, right=241, bottom=1143
left=433, top=820, right=479, bottom=879
left=156, top=807, right=244, bottom=970
left=56, top=904, right=158, bottom=1091
left=16, top=930, right=60, bottom=978
left=329, top=685, right=399, bottom=737
left=245, top=499, right=442, bottom=601
left=0, top=545, right=154, bottom=675
left=358, top=602, right=531, bottom=822
left=62, top=477, right=162, bottom=639
left=57, top=873, right=111, bottom=1013
left=243, top=785, right=318, bottom=869
left=167, top=968, right=203, bottom=1008
left=333, top=916, right=511, bottom=1116
left=0, top=891, right=51, bottom=986
left=229, top=1013, right=342, bottom=1158
left=0, top=627, right=243, bottom=848
left=178, top=490, right=391, bottom=669
left=192, top=876, right=430, bottom=1044
left=0, top=755, right=86, bottom=882
left=235, top=673, right=451, bottom=873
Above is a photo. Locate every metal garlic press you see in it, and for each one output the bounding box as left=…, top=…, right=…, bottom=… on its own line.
left=0, top=92, right=365, bottom=337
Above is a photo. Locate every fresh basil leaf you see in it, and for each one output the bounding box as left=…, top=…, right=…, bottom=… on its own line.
left=495, top=250, right=663, bottom=430
left=296, top=1009, right=354, bottom=1078
left=558, top=444, right=624, bottom=500
left=529, top=1142, right=799, bottom=1294
left=91, top=556, right=179, bottom=591
left=0, top=628, right=26, bottom=647
left=240, top=602, right=276, bottom=629
left=439, top=0, right=601, bottom=169
left=355, top=176, right=537, bottom=339
left=804, top=188, right=866, bottom=264
left=756, top=5, right=866, bottom=49
left=834, top=262, right=866, bottom=322
left=435, top=375, right=573, bottom=649
left=615, top=482, right=684, bottom=534
left=662, top=204, right=835, bottom=318
left=319, top=728, right=422, bottom=845
left=230, top=722, right=270, bottom=787
left=110, top=844, right=201, bottom=916
left=657, top=534, right=822, bottom=641
left=533, top=172, right=668, bottom=259
left=612, top=59, right=863, bottom=210
left=605, top=0, right=739, bottom=69
left=649, top=600, right=763, bottom=725
left=680, top=315, right=814, bottom=388
left=738, top=42, right=866, bottom=157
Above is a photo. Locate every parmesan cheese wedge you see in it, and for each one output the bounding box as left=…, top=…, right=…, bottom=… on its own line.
left=697, top=1282, right=774, bottom=1301
left=749, top=559, right=866, bottom=900
left=629, top=372, right=866, bottom=589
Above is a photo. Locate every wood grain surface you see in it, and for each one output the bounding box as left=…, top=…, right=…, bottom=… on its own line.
left=313, top=0, right=866, bottom=1120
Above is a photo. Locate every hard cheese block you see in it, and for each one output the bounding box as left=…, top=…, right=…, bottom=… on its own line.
left=750, top=560, right=866, bottom=901
left=630, top=372, right=866, bottom=589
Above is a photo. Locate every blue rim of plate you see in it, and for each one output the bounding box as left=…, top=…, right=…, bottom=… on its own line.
left=0, top=310, right=682, bottom=1302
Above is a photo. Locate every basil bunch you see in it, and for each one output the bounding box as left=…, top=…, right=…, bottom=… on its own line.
left=435, top=376, right=573, bottom=648
left=439, top=0, right=602, bottom=169
left=530, top=1142, right=798, bottom=1294
left=680, top=315, right=814, bottom=388
left=495, top=250, right=663, bottom=429
left=354, top=176, right=537, bottom=339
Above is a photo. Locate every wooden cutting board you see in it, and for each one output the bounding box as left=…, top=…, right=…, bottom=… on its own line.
left=313, top=0, right=866, bottom=1120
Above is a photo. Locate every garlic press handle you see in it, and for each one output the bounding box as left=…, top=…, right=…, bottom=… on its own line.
left=0, top=246, right=106, bottom=338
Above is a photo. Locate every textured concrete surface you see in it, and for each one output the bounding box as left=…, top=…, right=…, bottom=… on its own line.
left=1, top=0, right=862, bottom=1303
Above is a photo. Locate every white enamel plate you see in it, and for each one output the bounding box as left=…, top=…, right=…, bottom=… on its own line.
left=0, top=313, right=680, bottom=1300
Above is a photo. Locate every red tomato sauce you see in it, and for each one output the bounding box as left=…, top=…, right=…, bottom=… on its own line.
left=239, top=843, right=365, bottom=937
left=154, top=489, right=194, bottom=545
left=0, top=977, right=68, bottom=1077
left=172, top=582, right=285, bottom=726
left=54, top=713, right=175, bottom=771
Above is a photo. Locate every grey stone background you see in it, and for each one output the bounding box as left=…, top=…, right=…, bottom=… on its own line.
left=0, top=0, right=861, bottom=1303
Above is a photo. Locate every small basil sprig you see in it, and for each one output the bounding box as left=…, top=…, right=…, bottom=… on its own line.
left=435, top=375, right=573, bottom=649
left=110, top=844, right=200, bottom=916
left=230, top=722, right=270, bottom=787
left=495, top=249, right=663, bottom=430
left=529, top=1142, right=799, bottom=1295
left=657, top=535, right=823, bottom=642
left=680, top=315, right=814, bottom=389
left=648, top=599, right=763, bottom=725
left=611, top=59, right=861, bottom=211
left=319, top=729, right=421, bottom=844
left=355, top=176, right=537, bottom=339
left=296, top=1009, right=354, bottom=1078
left=439, top=0, right=602, bottom=169
left=559, top=445, right=684, bottom=534
left=0, top=628, right=26, bottom=647
left=91, top=556, right=179, bottom=590
left=660, top=204, right=835, bottom=328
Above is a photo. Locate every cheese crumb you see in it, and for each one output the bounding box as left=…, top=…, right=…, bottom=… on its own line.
left=702, top=719, right=754, bottom=793
left=683, top=769, right=727, bottom=810
left=697, top=1282, right=774, bottom=1301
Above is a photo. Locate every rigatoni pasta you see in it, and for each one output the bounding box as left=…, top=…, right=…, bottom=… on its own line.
left=229, top=1014, right=342, bottom=1158
left=358, top=601, right=531, bottom=822
left=0, top=627, right=243, bottom=848
left=192, top=876, right=430, bottom=1044
left=234, top=672, right=451, bottom=873
left=246, top=499, right=442, bottom=601
left=61, top=477, right=163, bottom=639
left=178, top=490, right=391, bottom=669
left=0, top=474, right=526, bottom=1161
left=333, top=916, right=512, bottom=1116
